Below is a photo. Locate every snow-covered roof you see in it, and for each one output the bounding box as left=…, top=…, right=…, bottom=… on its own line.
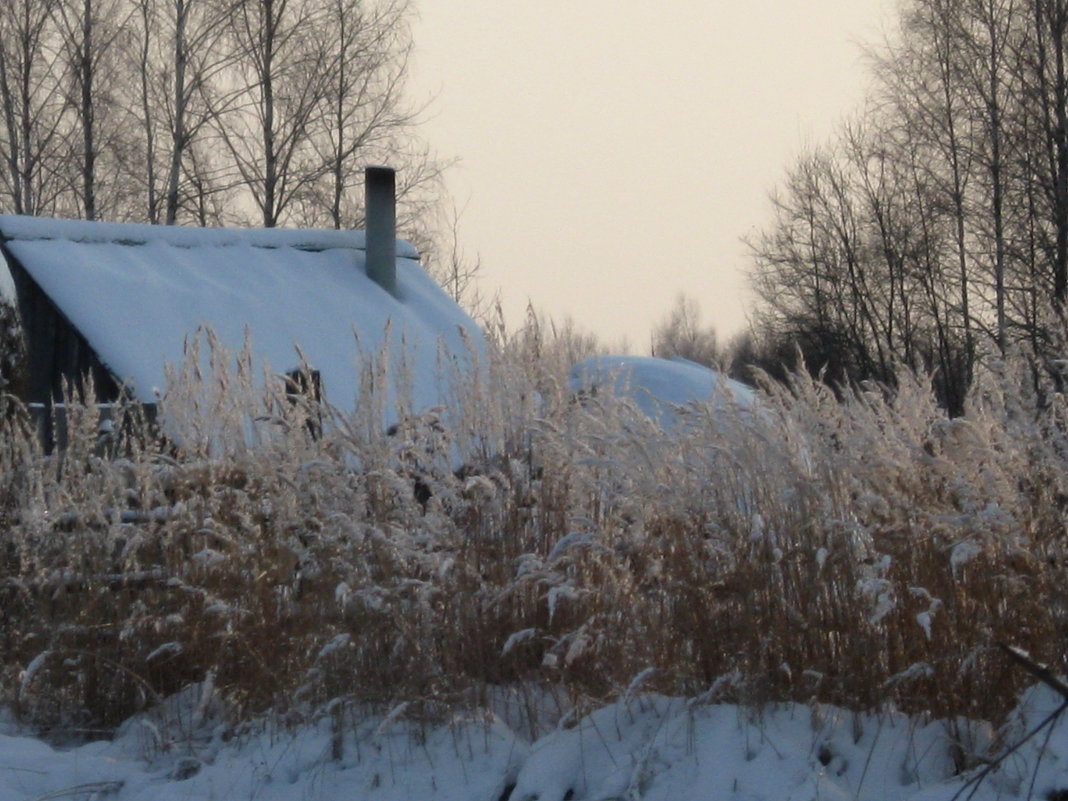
left=569, top=355, right=755, bottom=426
left=0, top=215, right=481, bottom=413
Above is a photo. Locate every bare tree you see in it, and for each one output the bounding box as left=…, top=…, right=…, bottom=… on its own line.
left=872, top=0, right=981, bottom=368
left=651, top=294, right=721, bottom=368
left=129, top=0, right=237, bottom=224
left=419, top=199, right=486, bottom=318
left=52, top=0, right=136, bottom=220
left=278, top=0, right=449, bottom=260
left=749, top=0, right=1063, bottom=409
left=0, top=0, right=68, bottom=216
left=215, top=0, right=335, bottom=227
left=749, top=145, right=883, bottom=388
left=315, top=0, right=413, bottom=228
left=0, top=0, right=454, bottom=267
left=1026, top=0, right=1068, bottom=307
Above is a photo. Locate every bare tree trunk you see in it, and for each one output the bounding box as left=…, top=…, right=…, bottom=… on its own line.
left=261, top=0, right=277, bottom=228
left=79, top=0, right=95, bottom=219
left=135, top=0, right=158, bottom=222
left=1032, top=0, right=1068, bottom=306
left=0, top=38, right=26, bottom=214
left=164, top=0, right=189, bottom=225
left=960, top=0, right=1015, bottom=352
left=986, top=1, right=1010, bottom=352
left=1053, top=11, right=1068, bottom=306
left=934, top=3, right=977, bottom=371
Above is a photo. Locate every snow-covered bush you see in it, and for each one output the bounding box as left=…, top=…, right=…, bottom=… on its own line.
left=1, top=326, right=1067, bottom=736
left=0, top=297, right=25, bottom=395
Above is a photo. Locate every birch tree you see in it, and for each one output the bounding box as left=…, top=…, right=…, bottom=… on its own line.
left=218, top=0, right=333, bottom=227
left=313, top=0, right=412, bottom=229
left=130, top=0, right=236, bottom=224
left=0, top=0, right=67, bottom=216
left=0, top=0, right=446, bottom=240
left=54, top=0, right=136, bottom=219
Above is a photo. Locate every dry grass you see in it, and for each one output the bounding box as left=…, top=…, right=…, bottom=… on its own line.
left=2, top=328, right=1067, bottom=736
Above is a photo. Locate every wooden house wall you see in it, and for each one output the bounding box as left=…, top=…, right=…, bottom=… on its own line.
left=2, top=242, right=121, bottom=407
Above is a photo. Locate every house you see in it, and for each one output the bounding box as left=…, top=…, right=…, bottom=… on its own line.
left=0, top=167, right=482, bottom=444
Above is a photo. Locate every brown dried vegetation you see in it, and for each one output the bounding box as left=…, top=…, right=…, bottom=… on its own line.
left=2, top=330, right=1067, bottom=736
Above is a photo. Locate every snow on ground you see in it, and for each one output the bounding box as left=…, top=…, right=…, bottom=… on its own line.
left=3, top=685, right=1068, bottom=801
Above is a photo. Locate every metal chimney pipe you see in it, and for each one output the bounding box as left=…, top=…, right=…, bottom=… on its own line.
left=364, top=165, right=397, bottom=295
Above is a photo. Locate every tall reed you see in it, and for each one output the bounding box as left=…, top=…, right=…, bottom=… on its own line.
left=1, top=327, right=1066, bottom=735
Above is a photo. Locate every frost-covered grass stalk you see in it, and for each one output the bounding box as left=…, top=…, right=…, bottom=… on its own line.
left=1, top=323, right=1066, bottom=736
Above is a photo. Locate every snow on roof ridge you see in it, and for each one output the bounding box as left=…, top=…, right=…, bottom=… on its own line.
left=4, top=221, right=479, bottom=411
left=0, top=214, right=420, bottom=259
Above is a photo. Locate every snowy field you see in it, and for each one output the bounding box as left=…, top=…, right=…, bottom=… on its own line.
left=2, top=685, right=1068, bottom=801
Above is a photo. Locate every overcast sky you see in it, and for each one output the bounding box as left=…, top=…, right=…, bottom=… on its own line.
left=409, top=1, right=890, bottom=350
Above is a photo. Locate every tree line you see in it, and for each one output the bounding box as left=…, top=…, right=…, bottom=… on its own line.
left=0, top=0, right=438, bottom=234
left=744, top=0, right=1068, bottom=413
